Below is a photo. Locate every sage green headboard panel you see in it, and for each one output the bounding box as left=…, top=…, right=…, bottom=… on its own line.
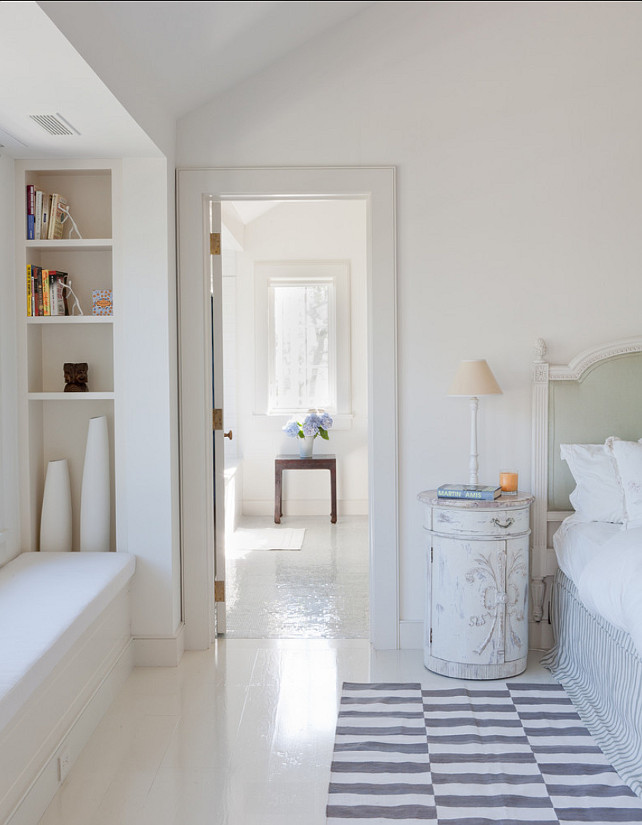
left=548, top=352, right=642, bottom=510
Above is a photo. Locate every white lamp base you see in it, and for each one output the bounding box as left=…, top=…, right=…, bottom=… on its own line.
left=468, top=396, right=479, bottom=485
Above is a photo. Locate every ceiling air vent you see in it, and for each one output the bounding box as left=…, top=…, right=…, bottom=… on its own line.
left=29, top=114, right=80, bottom=136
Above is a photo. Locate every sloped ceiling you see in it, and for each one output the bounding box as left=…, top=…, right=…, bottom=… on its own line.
left=75, top=1, right=376, bottom=118
left=0, top=1, right=376, bottom=158
left=0, top=1, right=160, bottom=158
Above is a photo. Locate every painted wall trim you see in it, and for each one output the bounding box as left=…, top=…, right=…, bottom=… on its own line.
left=5, top=640, right=133, bottom=825
left=399, top=620, right=423, bottom=650
left=177, top=166, right=399, bottom=650
left=133, top=624, right=185, bottom=667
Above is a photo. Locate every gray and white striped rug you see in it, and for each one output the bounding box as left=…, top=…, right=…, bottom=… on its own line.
left=327, top=682, right=642, bottom=823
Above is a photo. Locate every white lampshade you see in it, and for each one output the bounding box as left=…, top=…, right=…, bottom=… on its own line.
left=448, top=359, right=502, bottom=397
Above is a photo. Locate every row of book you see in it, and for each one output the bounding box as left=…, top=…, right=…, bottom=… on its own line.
left=437, top=484, right=502, bottom=501
left=27, top=266, right=69, bottom=316
left=26, top=185, right=68, bottom=241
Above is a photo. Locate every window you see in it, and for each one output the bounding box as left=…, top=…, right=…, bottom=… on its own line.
left=255, top=262, right=351, bottom=416
left=269, top=277, right=333, bottom=411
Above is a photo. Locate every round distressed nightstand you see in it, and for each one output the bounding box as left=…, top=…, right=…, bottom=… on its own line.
left=418, top=490, right=534, bottom=680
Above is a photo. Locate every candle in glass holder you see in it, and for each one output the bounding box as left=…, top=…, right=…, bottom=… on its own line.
left=500, top=471, right=518, bottom=495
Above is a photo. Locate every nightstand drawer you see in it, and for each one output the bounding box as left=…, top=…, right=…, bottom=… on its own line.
left=430, top=505, right=530, bottom=537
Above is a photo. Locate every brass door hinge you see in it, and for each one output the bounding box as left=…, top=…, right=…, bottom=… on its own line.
left=431, top=547, right=433, bottom=563
left=213, top=408, right=223, bottom=431
left=430, top=628, right=433, bottom=644
left=210, top=232, right=221, bottom=255
left=215, top=581, right=225, bottom=602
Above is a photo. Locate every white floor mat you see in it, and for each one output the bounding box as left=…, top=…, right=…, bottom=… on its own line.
left=229, top=527, right=305, bottom=551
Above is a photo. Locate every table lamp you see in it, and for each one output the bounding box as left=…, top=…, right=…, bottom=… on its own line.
left=448, top=359, right=502, bottom=485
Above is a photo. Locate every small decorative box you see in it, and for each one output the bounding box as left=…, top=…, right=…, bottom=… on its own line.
left=92, top=289, right=113, bottom=316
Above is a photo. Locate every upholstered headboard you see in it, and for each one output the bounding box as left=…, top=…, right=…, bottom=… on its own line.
left=548, top=351, right=642, bottom=509
left=530, top=337, right=642, bottom=634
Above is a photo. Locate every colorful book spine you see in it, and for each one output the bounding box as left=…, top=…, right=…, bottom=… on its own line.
left=42, top=269, right=50, bottom=315
left=437, top=490, right=497, bottom=501
left=48, top=271, right=56, bottom=316
left=48, top=194, right=68, bottom=240
left=50, top=271, right=69, bottom=316
left=26, top=185, right=35, bottom=240
left=437, top=484, right=501, bottom=501
left=35, top=266, right=43, bottom=316
left=35, top=190, right=42, bottom=240
left=41, top=192, right=50, bottom=240
left=26, top=264, right=32, bottom=316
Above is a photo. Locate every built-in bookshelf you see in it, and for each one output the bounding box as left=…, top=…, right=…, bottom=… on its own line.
left=16, top=161, right=119, bottom=552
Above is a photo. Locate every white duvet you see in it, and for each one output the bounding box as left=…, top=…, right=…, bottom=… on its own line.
left=555, top=519, right=642, bottom=657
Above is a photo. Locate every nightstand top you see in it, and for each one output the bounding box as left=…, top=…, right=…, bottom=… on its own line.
left=417, top=490, right=534, bottom=509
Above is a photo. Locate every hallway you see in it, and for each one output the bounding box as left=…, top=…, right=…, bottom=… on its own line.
left=225, top=515, right=369, bottom=638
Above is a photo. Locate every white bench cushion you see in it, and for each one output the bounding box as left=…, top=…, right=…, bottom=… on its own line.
left=0, top=552, right=135, bottom=732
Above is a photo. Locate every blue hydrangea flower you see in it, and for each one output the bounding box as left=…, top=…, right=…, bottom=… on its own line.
left=319, top=412, right=333, bottom=430
left=282, top=419, right=301, bottom=438
left=302, top=413, right=320, bottom=437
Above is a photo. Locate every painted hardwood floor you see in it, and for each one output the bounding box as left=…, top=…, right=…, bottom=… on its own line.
left=38, top=644, right=553, bottom=825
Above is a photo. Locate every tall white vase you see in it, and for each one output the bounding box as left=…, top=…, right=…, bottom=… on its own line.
left=80, top=415, right=111, bottom=552
left=40, top=458, right=72, bottom=552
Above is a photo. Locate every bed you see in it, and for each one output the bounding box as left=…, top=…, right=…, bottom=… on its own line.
left=530, top=337, right=642, bottom=796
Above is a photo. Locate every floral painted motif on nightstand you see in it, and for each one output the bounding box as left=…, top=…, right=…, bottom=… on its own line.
left=466, top=546, right=527, bottom=658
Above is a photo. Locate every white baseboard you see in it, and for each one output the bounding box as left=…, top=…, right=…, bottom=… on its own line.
left=6, top=640, right=133, bottom=825
left=242, top=499, right=369, bottom=517
left=133, top=623, right=185, bottom=666
left=529, top=620, right=554, bottom=651
left=399, top=620, right=423, bottom=650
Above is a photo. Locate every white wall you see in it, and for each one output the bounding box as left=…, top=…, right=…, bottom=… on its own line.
left=26, top=4, right=182, bottom=647
left=230, top=201, right=368, bottom=516
left=119, top=157, right=181, bottom=645
left=178, top=1, right=642, bottom=633
left=0, top=155, right=18, bottom=564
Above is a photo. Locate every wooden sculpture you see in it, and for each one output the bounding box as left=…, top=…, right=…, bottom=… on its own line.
left=63, top=362, right=88, bottom=392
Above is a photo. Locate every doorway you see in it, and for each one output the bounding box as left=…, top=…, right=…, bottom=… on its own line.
left=177, top=167, right=398, bottom=651
left=220, top=199, right=369, bottom=637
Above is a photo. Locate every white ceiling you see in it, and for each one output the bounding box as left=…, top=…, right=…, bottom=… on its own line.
left=0, top=1, right=376, bottom=158
left=91, top=1, right=376, bottom=118
left=0, top=1, right=160, bottom=158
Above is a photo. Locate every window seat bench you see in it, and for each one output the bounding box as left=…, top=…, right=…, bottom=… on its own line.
left=0, top=551, right=136, bottom=825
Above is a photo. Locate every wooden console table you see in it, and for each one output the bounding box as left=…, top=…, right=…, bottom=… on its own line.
left=274, top=454, right=337, bottom=524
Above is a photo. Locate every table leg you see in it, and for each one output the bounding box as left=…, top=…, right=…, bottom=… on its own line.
left=274, top=466, right=282, bottom=524
left=330, top=463, right=337, bottom=524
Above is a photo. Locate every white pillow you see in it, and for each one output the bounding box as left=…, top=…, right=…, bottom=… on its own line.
left=609, top=439, right=642, bottom=528
left=560, top=442, right=626, bottom=523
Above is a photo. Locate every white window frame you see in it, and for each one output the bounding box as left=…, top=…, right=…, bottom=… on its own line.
left=254, top=260, right=351, bottom=417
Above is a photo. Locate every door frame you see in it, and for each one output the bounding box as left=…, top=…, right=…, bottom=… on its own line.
left=177, top=166, right=398, bottom=650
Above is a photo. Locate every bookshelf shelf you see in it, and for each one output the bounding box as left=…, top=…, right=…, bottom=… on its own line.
left=27, top=316, right=113, bottom=325
left=17, top=160, right=119, bottom=552
left=25, top=239, right=112, bottom=252
left=28, top=392, right=115, bottom=401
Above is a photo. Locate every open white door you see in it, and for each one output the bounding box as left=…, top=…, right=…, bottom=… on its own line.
left=208, top=200, right=226, bottom=633
left=178, top=167, right=397, bottom=651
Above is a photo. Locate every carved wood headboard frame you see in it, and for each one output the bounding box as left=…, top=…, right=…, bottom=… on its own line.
left=530, top=336, right=642, bottom=643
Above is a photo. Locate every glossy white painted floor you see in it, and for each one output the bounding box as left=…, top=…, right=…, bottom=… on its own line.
left=38, top=643, right=554, bottom=825
left=225, top=515, right=369, bottom=638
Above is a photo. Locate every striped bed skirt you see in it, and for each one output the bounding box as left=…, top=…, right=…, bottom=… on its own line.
left=542, top=569, right=642, bottom=797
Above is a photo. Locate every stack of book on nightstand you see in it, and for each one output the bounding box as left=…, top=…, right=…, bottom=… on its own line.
left=437, top=484, right=502, bottom=501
